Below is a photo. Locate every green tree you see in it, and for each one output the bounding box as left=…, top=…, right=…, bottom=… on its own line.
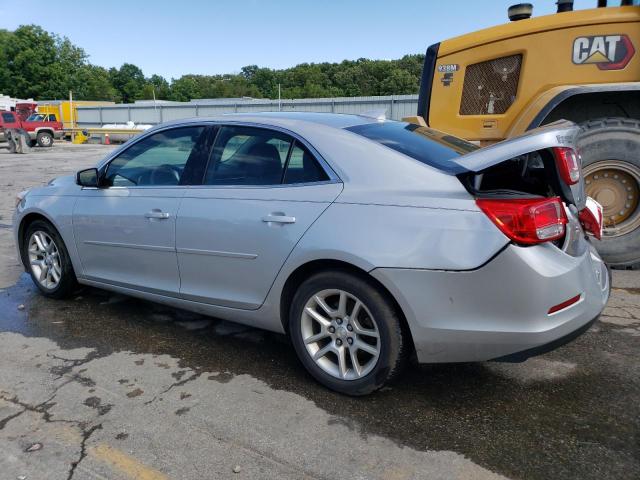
left=74, top=65, right=118, bottom=101
left=168, top=75, right=203, bottom=101
left=0, top=29, right=13, bottom=94
left=109, top=63, right=146, bottom=103
left=1, top=25, right=75, bottom=99
left=0, top=23, right=425, bottom=103
left=148, top=74, right=171, bottom=99
left=380, top=69, right=418, bottom=95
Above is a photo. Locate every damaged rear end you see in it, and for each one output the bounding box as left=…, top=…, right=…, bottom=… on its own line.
left=448, top=120, right=611, bottom=360
left=372, top=120, right=611, bottom=364
left=454, top=120, right=597, bottom=250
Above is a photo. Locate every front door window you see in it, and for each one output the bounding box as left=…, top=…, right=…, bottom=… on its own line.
left=105, top=126, right=207, bottom=187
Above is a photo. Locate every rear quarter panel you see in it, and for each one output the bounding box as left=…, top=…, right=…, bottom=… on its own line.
left=282, top=201, right=509, bottom=272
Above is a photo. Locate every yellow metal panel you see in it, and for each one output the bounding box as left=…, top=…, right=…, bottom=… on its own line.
left=429, top=9, right=640, bottom=141
left=439, top=7, right=640, bottom=57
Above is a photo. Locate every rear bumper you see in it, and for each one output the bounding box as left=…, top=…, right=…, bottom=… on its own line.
left=371, top=241, right=610, bottom=363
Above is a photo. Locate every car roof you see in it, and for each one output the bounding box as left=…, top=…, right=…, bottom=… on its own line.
left=158, top=111, right=380, bottom=130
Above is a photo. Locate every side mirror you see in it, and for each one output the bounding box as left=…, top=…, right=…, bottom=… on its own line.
left=76, top=168, right=99, bottom=187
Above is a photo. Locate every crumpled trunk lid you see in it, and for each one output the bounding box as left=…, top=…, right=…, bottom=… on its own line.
left=454, top=120, right=586, bottom=211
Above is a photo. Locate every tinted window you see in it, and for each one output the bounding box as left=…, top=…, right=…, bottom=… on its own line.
left=283, top=142, right=329, bottom=184
left=105, top=126, right=207, bottom=187
left=346, top=122, right=478, bottom=174
left=2, top=112, right=15, bottom=122
left=205, top=126, right=292, bottom=185
left=48, top=114, right=57, bottom=121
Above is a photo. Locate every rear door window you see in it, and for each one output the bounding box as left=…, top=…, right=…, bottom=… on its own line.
left=205, top=126, right=292, bottom=185
left=283, top=142, right=329, bottom=184
left=204, top=125, right=331, bottom=186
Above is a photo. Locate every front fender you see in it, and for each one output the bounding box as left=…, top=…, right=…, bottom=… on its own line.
left=507, top=82, right=640, bottom=137
left=15, top=196, right=83, bottom=277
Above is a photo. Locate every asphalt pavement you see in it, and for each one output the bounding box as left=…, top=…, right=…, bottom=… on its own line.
left=0, top=143, right=638, bottom=479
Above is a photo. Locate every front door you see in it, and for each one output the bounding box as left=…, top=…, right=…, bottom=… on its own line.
left=73, top=125, right=212, bottom=295
left=176, top=125, right=342, bottom=309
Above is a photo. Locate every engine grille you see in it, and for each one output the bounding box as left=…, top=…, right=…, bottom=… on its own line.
left=459, top=55, right=522, bottom=115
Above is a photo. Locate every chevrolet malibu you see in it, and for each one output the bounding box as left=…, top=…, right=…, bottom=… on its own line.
left=13, top=113, right=610, bottom=395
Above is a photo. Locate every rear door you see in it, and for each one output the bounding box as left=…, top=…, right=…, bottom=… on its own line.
left=176, top=125, right=342, bottom=309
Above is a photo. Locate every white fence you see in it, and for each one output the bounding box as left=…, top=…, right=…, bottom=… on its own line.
left=76, top=95, right=420, bottom=126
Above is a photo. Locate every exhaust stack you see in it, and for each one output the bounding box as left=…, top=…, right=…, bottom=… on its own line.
left=508, top=3, right=533, bottom=21
left=557, top=0, right=574, bottom=12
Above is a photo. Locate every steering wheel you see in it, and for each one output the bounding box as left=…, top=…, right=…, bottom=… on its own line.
left=149, top=164, right=181, bottom=185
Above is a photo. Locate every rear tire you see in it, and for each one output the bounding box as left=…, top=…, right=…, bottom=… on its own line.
left=22, top=220, right=77, bottom=299
left=36, top=131, right=53, bottom=147
left=289, top=270, right=408, bottom=395
left=577, top=118, right=640, bottom=270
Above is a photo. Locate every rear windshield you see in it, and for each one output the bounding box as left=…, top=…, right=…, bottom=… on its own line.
left=346, top=122, right=478, bottom=174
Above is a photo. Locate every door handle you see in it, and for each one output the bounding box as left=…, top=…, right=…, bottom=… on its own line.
left=145, top=210, right=171, bottom=219
left=262, top=214, right=296, bottom=224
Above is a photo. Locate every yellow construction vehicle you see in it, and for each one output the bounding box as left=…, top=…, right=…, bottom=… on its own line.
left=407, top=0, right=640, bottom=268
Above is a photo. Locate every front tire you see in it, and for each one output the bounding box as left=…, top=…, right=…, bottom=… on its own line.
left=23, top=220, right=77, bottom=298
left=289, top=270, right=408, bottom=395
left=36, top=131, right=53, bottom=147
left=578, top=118, right=640, bottom=269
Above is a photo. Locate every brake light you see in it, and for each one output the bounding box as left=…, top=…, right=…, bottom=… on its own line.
left=476, top=197, right=567, bottom=245
left=553, top=147, right=580, bottom=185
left=578, top=196, right=603, bottom=240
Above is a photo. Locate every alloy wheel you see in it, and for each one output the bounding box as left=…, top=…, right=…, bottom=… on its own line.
left=28, top=231, right=62, bottom=289
left=301, top=289, right=380, bottom=380
left=584, top=160, right=640, bottom=237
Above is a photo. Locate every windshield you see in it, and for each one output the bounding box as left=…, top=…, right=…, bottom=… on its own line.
left=345, top=121, right=478, bottom=174
left=27, top=114, right=45, bottom=121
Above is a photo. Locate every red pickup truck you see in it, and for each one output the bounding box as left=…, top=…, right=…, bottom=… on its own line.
left=0, top=111, right=64, bottom=147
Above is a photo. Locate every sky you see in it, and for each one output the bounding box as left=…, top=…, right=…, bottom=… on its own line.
left=0, top=0, right=600, bottom=79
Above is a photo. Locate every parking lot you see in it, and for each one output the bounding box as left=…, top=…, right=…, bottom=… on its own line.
left=0, top=143, right=638, bottom=479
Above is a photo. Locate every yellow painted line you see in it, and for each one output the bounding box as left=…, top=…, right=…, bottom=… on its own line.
left=89, top=444, right=169, bottom=480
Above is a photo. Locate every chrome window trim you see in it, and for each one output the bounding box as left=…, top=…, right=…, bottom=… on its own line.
left=186, top=179, right=339, bottom=191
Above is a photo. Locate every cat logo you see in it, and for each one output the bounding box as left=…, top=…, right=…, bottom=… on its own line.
left=572, top=34, right=635, bottom=70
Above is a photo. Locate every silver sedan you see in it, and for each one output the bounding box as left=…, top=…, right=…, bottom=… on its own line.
left=13, top=113, right=610, bottom=395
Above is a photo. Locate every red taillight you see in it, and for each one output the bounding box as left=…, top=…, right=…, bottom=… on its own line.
left=578, top=196, right=603, bottom=240
left=553, top=147, right=580, bottom=185
left=476, top=196, right=568, bottom=245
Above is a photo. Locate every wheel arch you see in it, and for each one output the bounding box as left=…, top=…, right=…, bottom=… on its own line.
left=17, top=212, right=59, bottom=269
left=278, top=259, right=414, bottom=352
left=527, top=85, right=640, bottom=131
